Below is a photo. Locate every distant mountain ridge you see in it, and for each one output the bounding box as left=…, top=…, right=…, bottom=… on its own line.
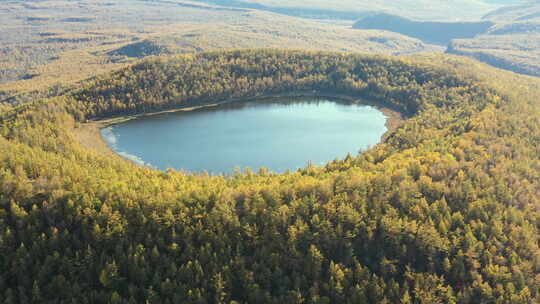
left=443, top=1, right=540, bottom=77
left=186, top=0, right=505, bottom=20
left=353, top=13, right=494, bottom=45
left=483, top=0, right=540, bottom=21
left=446, top=37, right=540, bottom=77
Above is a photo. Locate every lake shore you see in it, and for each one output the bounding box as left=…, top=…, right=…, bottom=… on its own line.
left=73, top=92, right=405, bottom=159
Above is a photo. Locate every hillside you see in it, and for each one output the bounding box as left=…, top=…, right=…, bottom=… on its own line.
left=0, top=50, right=539, bottom=303
left=353, top=13, right=494, bottom=45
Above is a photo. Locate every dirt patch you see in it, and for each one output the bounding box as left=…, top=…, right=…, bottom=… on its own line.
left=72, top=122, right=116, bottom=155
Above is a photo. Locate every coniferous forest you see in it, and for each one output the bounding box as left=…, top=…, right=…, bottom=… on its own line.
left=0, top=49, right=540, bottom=303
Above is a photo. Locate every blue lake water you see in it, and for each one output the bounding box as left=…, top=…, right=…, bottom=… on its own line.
left=101, top=99, right=388, bottom=174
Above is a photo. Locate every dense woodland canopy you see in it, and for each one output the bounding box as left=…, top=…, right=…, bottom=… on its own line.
left=0, top=49, right=539, bottom=303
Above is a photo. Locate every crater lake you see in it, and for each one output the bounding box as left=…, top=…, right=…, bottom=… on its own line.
left=101, top=98, right=389, bottom=174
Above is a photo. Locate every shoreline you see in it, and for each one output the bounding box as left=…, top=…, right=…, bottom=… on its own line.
left=87, top=91, right=405, bottom=129
left=74, top=92, right=405, bottom=162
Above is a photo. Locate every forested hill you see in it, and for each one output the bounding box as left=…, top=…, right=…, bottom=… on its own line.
left=1, top=49, right=540, bottom=303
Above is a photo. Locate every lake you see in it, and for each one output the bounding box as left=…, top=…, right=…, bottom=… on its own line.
left=101, top=98, right=388, bottom=174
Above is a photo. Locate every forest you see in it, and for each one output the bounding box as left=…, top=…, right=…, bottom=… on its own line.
left=0, top=49, right=539, bottom=303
